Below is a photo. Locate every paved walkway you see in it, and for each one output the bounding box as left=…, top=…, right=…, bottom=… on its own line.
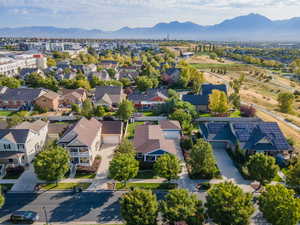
left=10, top=165, right=40, bottom=192
left=87, top=144, right=117, bottom=190
left=0, top=179, right=17, bottom=184
left=213, top=147, right=253, bottom=192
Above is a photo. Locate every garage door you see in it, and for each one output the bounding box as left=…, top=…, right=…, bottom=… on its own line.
left=103, top=135, right=120, bottom=144
left=164, top=131, right=181, bottom=139
left=210, top=142, right=227, bottom=149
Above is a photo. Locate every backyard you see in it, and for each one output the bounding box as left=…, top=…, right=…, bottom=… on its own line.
left=126, top=121, right=144, bottom=139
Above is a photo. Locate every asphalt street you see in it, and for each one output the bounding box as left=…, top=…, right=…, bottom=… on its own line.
left=0, top=191, right=175, bottom=224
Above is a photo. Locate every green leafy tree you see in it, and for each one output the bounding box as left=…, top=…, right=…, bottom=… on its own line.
left=115, top=139, right=136, bottom=157
left=136, top=76, right=154, bottom=92
left=120, top=189, right=158, bottom=225
left=33, top=145, right=70, bottom=181
left=154, top=154, right=181, bottom=182
left=209, top=90, right=229, bottom=114
left=0, top=187, right=4, bottom=208
left=109, top=153, right=139, bottom=184
left=81, top=99, right=94, bottom=118
left=7, top=114, right=24, bottom=128
left=259, top=184, right=300, bottom=225
left=188, top=139, right=217, bottom=178
left=205, top=181, right=254, bottom=225
left=47, top=57, right=57, bottom=67
left=278, top=92, right=295, bottom=113
left=94, top=105, right=106, bottom=117
left=71, top=103, right=81, bottom=114
left=0, top=76, right=21, bottom=88
left=169, top=109, right=192, bottom=124
left=117, top=100, right=135, bottom=121
left=247, top=153, right=279, bottom=185
left=160, top=188, right=204, bottom=225
left=286, top=161, right=300, bottom=193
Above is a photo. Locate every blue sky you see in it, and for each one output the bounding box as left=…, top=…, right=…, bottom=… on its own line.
left=0, top=0, right=300, bottom=30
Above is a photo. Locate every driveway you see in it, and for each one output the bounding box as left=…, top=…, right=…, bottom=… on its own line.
left=10, top=164, right=40, bottom=192
left=213, top=147, right=253, bottom=192
left=87, top=144, right=117, bottom=190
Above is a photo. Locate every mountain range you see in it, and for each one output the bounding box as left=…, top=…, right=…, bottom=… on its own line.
left=1, top=13, right=300, bottom=41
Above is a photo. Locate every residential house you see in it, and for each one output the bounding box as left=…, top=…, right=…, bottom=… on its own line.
left=162, top=68, right=181, bottom=84
left=199, top=118, right=293, bottom=156
left=101, top=121, right=123, bottom=144
left=35, top=91, right=60, bottom=111
left=100, top=60, right=118, bottom=69
left=182, top=83, right=228, bottom=112
left=0, top=120, right=48, bottom=165
left=57, top=117, right=102, bottom=167
left=83, top=64, right=97, bottom=76
left=118, top=69, right=139, bottom=81
left=160, top=120, right=181, bottom=139
left=56, top=72, right=77, bottom=81
left=128, top=88, right=169, bottom=111
left=59, top=88, right=87, bottom=107
left=90, top=70, right=111, bottom=81
left=94, top=86, right=126, bottom=108
left=0, top=87, right=46, bottom=110
left=133, top=124, right=178, bottom=162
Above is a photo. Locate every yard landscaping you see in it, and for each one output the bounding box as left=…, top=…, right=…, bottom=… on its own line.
left=74, top=171, right=96, bottom=179
left=126, top=121, right=144, bottom=139
left=40, top=182, right=91, bottom=190
left=134, top=170, right=157, bottom=179
left=0, top=111, right=14, bottom=116
left=115, top=182, right=177, bottom=190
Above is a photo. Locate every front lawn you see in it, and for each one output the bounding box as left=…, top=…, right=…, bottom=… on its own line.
left=115, top=182, right=177, bottom=190
left=198, top=110, right=241, bottom=118
left=40, top=182, right=91, bottom=190
left=126, top=122, right=144, bottom=139
left=75, top=171, right=96, bottom=179
left=0, top=111, right=14, bottom=116
left=134, top=170, right=157, bottom=179
left=142, top=112, right=156, bottom=117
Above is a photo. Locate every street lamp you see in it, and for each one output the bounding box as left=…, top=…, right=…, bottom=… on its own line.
left=42, top=206, right=49, bottom=225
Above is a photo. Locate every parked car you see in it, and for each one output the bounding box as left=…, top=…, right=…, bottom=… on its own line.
left=10, top=211, right=39, bottom=224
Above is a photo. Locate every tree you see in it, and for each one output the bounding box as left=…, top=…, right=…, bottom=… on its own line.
left=71, top=103, right=81, bottom=114
left=0, top=76, right=21, bottom=88
left=154, top=154, right=181, bottom=182
left=94, top=105, right=106, bottom=117
left=188, top=139, right=217, bottom=178
left=259, top=184, right=300, bottom=225
left=109, top=153, right=139, bottom=184
left=278, top=92, right=295, bottom=113
left=81, top=99, right=94, bottom=118
left=136, top=76, right=154, bottom=92
left=247, top=153, right=279, bottom=185
left=286, top=161, right=300, bottom=193
left=47, top=57, right=57, bottom=67
left=120, top=189, right=158, bottom=225
left=117, top=100, right=135, bottom=121
left=0, top=187, right=4, bottom=209
left=33, top=145, right=70, bottom=181
left=160, top=189, right=204, bottom=225
left=169, top=109, right=192, bottom=124
left=209, top=90, right=229, bottom=114
left=7, top=114, right=24, bottom=128
left=115, top=139, right=136, bottom=157
left=205, top=181, right=254, bottom=225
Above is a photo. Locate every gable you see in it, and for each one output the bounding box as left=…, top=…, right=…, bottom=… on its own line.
left=148, top=149, right=168, bottom=155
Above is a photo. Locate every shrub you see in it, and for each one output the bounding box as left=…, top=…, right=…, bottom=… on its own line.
left=240, top=105, right=256, bottom=117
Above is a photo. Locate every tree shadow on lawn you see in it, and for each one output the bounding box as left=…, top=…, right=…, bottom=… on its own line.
left=49, top=192, right=121, bottom=223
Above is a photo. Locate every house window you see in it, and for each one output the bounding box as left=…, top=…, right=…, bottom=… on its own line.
left=145, top=155, right=156, bottom=162
left=4, top=144, right=11, bottom=150
left=137, top=153, right=143, bottom=159
left=70, top=148, right=78, bottom=153
left=80, top=157, right=89, bottom=164
left=8, top=158, right=14, bottom=163
left=17, top=144, right=25, bottom=150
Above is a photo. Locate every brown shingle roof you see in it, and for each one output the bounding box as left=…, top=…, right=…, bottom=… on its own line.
left=160, top=120, right=181, bottom=130
left=14, top=120, right=48, bottom=132
left=40, top=91, right=60, bottom=100
left=133, top=124, right=177, bottom=155
left=102, top=121, right=123, bottom=135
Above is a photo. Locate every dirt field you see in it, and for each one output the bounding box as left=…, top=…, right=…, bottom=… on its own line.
left=186, top=55, right=235, bottom=64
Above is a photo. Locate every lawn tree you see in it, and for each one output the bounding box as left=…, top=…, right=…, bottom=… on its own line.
left=209, top=90, right=229, bottom=114
left=229, top=74, right=245, bottom=108
left=0, top=76, right=21, bottom=88
left=286, top=161, right=300, bottom=193
left=136, top=76, right=154, bottom=92
left=160, top=188, right=204, bottom=225
left=33, top=145, right=70, bottom=181
left=117, top=100, right=135, bottom=121
left=114, top=139, right=136, bottom=157
left=205, top=181, right=254, bottom=225
left=169, top=109, right=192, bottom=124
left=120, top=189, right=159, bottom=225
left=7, top=114, right=24, bottom=128
left=259, top=184, right=300, bottom=225
left=277, top=92, right=295, bottom=114
left=188, top=139, right=217, bottom=178
left=247, top=153, right=279, bottom=186
left=81, top=99, right=94, bottom=118
left=47, top=57, right=57, bottom=67
left=94, top=105, right=106, bottom=117
left=154, top=154, right=182, bottom=182
left=71, top=103, right=81, bottom=114
left=0, top=187, right=4, bottom=208
left=109, top=153, right=139, bottom=184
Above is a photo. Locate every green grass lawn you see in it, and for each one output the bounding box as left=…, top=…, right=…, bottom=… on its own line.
left=142, top=112, right=157, bottom=117
left=126, top=122, right=144, bottom=139
left=134, top=170, right=157, bottom=179
left=0, top=183, right=14, bottom=191
left=0, top=111, right=14, bottom=116
left=115, top=182, right=177, bottom=190
left=74, top=172, right=96, bottom=179
left=230, top=110, right=241, bottom=118
left=40, top=182, right=91, bottom=190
